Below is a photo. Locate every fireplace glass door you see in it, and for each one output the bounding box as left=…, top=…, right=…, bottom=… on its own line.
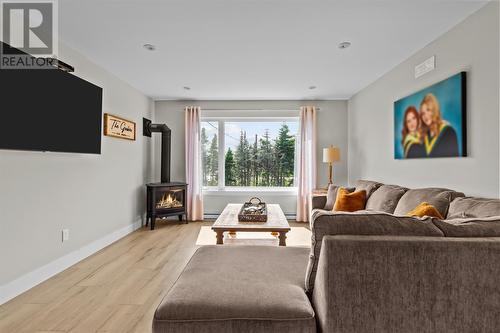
left=156, top=188, right=185, bottom=210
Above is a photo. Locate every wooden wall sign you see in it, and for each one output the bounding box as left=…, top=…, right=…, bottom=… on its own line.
left=104, top=114, right=136, bottom=141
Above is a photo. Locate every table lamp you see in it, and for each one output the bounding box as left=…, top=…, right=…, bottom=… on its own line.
left=323, top=146, right=340, bottom=185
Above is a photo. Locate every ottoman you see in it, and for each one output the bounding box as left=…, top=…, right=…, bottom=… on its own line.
left=153, top=245, right=315, bottom=333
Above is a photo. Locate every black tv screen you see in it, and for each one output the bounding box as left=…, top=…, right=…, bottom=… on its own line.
left=0, top=53, right=102, bottom=154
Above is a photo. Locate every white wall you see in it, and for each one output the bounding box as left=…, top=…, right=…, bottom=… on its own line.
left=0, top=43, right=153, bottom=288
left=153, top=100, right=348, bottom=215
left=348, top=2, right=499, bottom=197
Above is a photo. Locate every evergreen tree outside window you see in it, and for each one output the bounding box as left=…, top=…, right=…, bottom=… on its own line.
left=201, top=119, right=298, bottom=189
left=225, top=148, right=236, bottom=185
left=200, top=121, right=218, bottom=187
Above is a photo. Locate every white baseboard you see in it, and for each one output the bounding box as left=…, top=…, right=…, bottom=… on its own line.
left=0, top=219, right=143, bottom=305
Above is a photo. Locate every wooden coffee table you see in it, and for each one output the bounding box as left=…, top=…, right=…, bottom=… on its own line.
left=212, top=204, right=291, bottom=246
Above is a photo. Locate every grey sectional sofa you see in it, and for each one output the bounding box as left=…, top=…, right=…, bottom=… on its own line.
left=153, top=180, right=500, bottom=333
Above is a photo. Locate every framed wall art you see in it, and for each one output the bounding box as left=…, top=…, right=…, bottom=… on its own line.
left=394, top=72, right=466, bottom=159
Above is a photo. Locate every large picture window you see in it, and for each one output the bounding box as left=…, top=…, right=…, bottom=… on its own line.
left=201, top=118, right=299, bottom=190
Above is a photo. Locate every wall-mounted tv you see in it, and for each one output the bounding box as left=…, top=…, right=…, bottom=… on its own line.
left=0, top=43, right=103, bottom=154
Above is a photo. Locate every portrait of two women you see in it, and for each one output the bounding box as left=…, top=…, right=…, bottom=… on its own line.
left=394, top=72, right=466, bottom=159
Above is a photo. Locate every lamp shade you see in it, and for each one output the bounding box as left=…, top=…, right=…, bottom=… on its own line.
left=323, top=146, right=340, bottom=163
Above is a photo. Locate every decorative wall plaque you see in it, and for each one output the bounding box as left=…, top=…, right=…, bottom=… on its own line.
left=104, top=113, right=136, bottom=141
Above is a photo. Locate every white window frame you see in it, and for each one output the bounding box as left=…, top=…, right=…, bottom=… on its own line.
left=201, top=116, right=299, bottom=193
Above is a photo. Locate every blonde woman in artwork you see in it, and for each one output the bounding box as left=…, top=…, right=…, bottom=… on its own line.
left=401, top=106, right=425, bottom=158
left=419, top=93, right=459, bottom=157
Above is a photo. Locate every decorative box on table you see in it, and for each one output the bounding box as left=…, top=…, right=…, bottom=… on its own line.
left=238, top=197, right=268, bottom=222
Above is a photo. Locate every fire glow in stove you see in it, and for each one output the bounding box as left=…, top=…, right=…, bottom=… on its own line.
left=146, top=182, right=187, bottom=229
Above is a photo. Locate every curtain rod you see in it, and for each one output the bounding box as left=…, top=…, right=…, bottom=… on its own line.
left=200, top=108, right=320, bottom=111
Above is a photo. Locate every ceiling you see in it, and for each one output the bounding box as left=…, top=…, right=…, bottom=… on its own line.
left=59, top=0, right=487, bottom=100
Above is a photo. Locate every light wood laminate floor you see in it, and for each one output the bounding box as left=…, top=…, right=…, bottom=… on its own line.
left=0, top=220, right=309, bottom=333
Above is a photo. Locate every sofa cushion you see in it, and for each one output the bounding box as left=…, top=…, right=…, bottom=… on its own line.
left=305, top=210, right=444, bottom=293
left=324, top=185, right=354, bottom=210
left=365, top=184, right=408, bottom=213
left=354, top=180, right=383, bottom=199
left=393, top=188, right=464, bottom=217
left=153, top=246, right=315, bottom=333
left=447, top=197, right=500, bottom=219
left=433, top=217, right=500, bottom=237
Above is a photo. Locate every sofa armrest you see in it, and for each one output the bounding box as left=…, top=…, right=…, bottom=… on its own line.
left=311, top=194, right=327, bottom=210
left=312, top=235, right=500, bottom=333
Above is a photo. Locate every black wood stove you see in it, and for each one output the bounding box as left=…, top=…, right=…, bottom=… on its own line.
left=144, top=119, right=187, bottom=230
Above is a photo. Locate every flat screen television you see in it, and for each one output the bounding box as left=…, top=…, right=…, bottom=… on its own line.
left=0, top=43, right=103, bottom=154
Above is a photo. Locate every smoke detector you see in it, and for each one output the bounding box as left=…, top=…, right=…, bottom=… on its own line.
left=338, top=41, right=351, bottom=49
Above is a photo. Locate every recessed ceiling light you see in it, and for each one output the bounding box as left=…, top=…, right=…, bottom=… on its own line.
left=338, top=41, right=351, bottom=49
left=308, top=86, right=317, bottom=90
left=183, top=86, right=191, bottom=90
left=143, top=43, right=156, bottom=51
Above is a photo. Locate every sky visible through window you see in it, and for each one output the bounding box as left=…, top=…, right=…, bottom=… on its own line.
left=203, top=121, right=299, bottom=152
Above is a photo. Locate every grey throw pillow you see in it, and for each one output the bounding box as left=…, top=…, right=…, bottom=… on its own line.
left=354, top=180, right=383, bottom=199
left=365, top=184, right=408, bottom=213
left=447, top=197, right=500, bottom=219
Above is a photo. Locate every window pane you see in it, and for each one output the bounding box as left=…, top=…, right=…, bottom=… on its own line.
left=224, top=121, right=298, bottom=187
left=201, top=121, right=218, bottom=186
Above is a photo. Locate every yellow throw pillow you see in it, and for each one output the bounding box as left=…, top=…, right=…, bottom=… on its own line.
left=406, top=202, right=444, bottom=219
left=333, top=188, right=367, bottom=212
